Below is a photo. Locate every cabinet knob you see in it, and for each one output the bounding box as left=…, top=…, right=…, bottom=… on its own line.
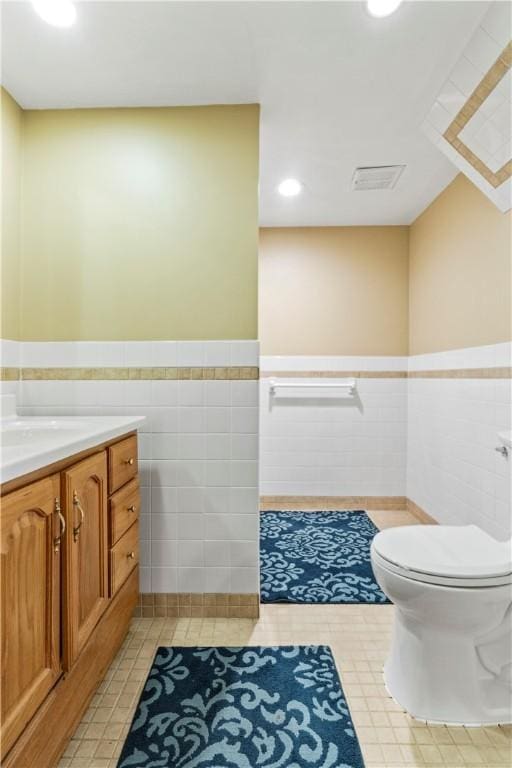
left=124, top=458, right=134, bottom=466
left=127, top=551, right=136, bottom=559
left=127, top=505, right=136, bottom=513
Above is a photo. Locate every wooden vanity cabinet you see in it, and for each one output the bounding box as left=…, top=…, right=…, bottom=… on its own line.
left=0, top=474, right=62, bottom=758
left=108, top=435, right=138, bottom=493
left=109, top=477, right=140, bottom=545
left=62, top=451, right=109, bottom=669
left=0, top=432, right=140, bottom=768
left=110, top=520, right=139, bottom=596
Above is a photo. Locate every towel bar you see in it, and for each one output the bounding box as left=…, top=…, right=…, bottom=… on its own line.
left=269, top=378, right=356, bottom=396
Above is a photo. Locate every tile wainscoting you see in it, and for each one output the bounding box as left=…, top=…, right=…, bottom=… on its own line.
left=2, top=341, right=511, bottom=576
left=260, top=344, right=511, bottom=539
left=260, top=355, right=408, bottom=499
left=408, top=343, right=512, bottom=541
left=134, top=592, right=260, bottom=619
left=1, top=340, right=260, bottom=596
left=0, top=339, right=19, bottom=397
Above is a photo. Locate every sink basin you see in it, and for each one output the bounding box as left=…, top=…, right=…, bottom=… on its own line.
left=2, top=427, right=80, bottom=447
left=2, top=418, right=87, bottom=431
left=1, top=419, right=90, bottom=448
left=0, top=414, right=145, bottom=484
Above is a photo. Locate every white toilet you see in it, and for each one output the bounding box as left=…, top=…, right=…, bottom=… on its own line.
left=371, top=525, right=512, bottom=726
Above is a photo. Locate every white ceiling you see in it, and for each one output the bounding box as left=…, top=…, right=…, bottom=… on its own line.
left=1, top=0, right=490, bottom=225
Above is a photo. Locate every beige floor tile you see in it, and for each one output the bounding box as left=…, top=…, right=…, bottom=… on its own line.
left=54, top=509, right=511, bottom=768
left=94, top=741, right=117, bottom=759
left=83, top=723, right=106, bottom=740
left=75, top=741, right=98, bottom=758
left=380, top=742, right=406, bottom=763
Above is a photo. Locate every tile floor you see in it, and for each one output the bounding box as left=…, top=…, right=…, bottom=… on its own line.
left=57, top=509, right=512, bottom=768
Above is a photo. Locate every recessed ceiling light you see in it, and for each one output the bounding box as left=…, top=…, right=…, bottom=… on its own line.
left=367, top=0, right=403, bottom=18
left=32, top=0, right=76, bottom=27
left=278, top=178, right=302, bottom=197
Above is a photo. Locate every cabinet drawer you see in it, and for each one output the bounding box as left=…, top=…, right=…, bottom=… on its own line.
left=108, top=435, right=138, bottom=493
left=109, top=479, right=140, bottom=546
left=110, top=522, right=139, bottom=596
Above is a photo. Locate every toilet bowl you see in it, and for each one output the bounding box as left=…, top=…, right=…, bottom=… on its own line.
left=370, top=525, right=512, bottom=726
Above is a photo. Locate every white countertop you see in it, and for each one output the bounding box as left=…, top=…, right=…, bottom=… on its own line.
left=0, top=415, right=146, bottom=484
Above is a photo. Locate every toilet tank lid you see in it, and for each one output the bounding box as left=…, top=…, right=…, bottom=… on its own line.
left=372, top=525, right=512, bottom=579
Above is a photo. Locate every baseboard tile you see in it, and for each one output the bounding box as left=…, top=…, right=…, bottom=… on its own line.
left=136, top=500, right=437, bottom=618
left=406, top=498, right=438, bottom=525
left=260, top=495, right=408, bottom=511
left=134, top=592, right=260, bottom=619
left=260, top=495, right=439, bottom=524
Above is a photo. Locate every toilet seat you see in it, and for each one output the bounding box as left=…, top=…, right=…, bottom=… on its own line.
left=371, top=525, right=512, bottom=588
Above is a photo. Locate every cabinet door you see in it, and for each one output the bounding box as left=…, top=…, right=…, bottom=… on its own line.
left=62, top=451, right=109, bottom=669
left=0, top=474, right=62, bottom=759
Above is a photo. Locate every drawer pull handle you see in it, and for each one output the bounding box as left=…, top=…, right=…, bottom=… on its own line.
left=72, top=491, right=85, bottom=542
left=127, top=551, right=136, bottom=559
left=127, top=505, right=136, bottom=513
left=124, top=458, right=134, bottom=466
left=54, top=498, right=66, bottom=552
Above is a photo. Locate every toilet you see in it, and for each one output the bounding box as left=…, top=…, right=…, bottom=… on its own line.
left=371, top=525, right=512, bottom=726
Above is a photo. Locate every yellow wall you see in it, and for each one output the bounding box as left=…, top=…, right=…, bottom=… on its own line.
left=19, top=104, right=259, bottom=340
left=259, top=226, right=409, bottom=355
left=1, top=88, right=23, bottom=340
left=409, top=174, right=512, bottom=354
left=3, top=88, right=510, bottom=352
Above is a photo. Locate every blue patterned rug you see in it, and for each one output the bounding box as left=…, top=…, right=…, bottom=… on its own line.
left=260, top=510, right=389, bottom=604
left=117, top=645, right=365, bottom=768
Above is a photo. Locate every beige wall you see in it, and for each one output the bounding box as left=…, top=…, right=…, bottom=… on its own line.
left=259, top=226, right=409, bottom=355
left=409, top=173, right=512, bottom=354
left=1, top=88, right=22, bottom=340
left=259, top=176, right=511, bottom=357
left=18, top=104, right=259, bottom=340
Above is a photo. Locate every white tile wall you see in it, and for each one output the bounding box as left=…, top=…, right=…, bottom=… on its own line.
left=0, top=339, right=20, bottom=400
left=3, top=339, right=511, bottom=563
left=0, top=339, right=20, bottom=368
left=11, top=340, right=260, bottom=594
left=459, top=69, right=511, bottom=172
left=16, top=340, right=260, bottom=370
left=260, top=355, right=408, bottom=372
left=407, top=343, right=512, bottom=542
left=407, top=341, right=511, bottom=371
left=421, top=1, right=512, bottom=213
left=260, top=357, right=408, bottom=498
left=261, top=346, right=511, bottom=543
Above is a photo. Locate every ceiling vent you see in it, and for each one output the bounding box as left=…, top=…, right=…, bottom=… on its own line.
left=351, top=165, right=405, bottom=191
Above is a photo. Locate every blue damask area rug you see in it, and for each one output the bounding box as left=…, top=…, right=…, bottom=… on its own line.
left=117, top=645, right=365, bottom=768
left=260, top=510, right=389, bottom=604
